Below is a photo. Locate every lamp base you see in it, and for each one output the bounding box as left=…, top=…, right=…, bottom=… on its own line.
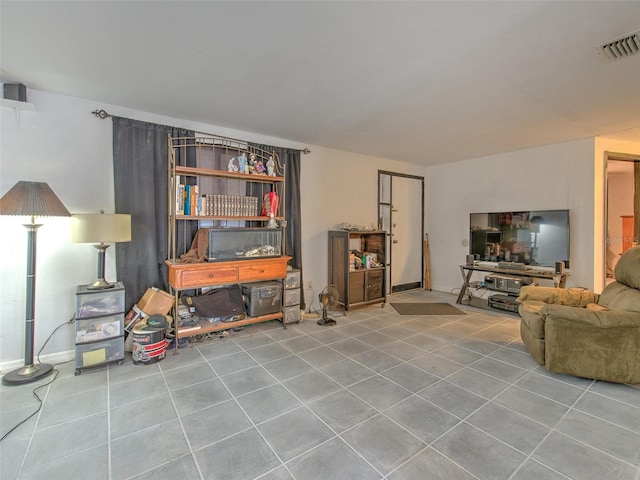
left=2, top=363, right=54, bottom=385
left=86, top=278, right=116, bottom=290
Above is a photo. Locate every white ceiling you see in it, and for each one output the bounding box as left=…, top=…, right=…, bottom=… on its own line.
left=1, top=1, right=639, bottom=167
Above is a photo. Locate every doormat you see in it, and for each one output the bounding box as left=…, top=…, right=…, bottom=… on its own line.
left=391, top=303, right=466, bottom=315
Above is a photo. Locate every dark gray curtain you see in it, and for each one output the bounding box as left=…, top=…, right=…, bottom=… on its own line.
left=249, top=143, right=305, bottom=308
left=112, top=117, right=195, bottom=310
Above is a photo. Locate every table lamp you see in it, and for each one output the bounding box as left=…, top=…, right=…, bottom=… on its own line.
left=0, top=181, right=70, bottom=385
left=71, top=212, right=131, bottom=289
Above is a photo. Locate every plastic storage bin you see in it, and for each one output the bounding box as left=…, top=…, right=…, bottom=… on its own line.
left=284, top=288, right=301, bottom=307
left=76, top=282, right=125, bottom=318
left=75, top=314, right=123, bottom=344
left=283, top=305, right=301, bottom=324
left=284, top=269, right=301, bottom=289
left=75, top=337, right=125, bottom=369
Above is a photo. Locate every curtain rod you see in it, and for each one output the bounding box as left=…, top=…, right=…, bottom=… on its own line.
left=91, top=108, right=312, bottom=154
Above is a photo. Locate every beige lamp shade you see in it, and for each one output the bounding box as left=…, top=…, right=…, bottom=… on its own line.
left=71, top=213, right=131, bottom=243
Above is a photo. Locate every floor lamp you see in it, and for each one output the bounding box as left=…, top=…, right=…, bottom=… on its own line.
left=0, top=181, right=70, bottom=385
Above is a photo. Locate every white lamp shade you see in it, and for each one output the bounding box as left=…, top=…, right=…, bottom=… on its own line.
left=71, top=213, right=131, bottom=243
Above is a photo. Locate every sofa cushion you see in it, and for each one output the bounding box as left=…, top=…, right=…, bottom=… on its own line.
left=518, top=300, right=546, bottom=338
left=586, top=303, right=608, bottom=312
left=517, top=286, right=598, bottom=307
left=599, top=281, right=640, bottom=313
left=614, top=246, right=640, bottom=290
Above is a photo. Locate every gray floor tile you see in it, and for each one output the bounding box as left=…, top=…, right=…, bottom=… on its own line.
left=307, top=328, right=350, bottom=345
left=329, top=338, right=373, bottom=357
left=297, top=345, right=347, bottom=368
left=111, top=392, right=176, bottom=439
left=418, top=380, right=488, bottom=419
left=110, top=419, right=190, bottom=480
left=384, top=395, right=460, bottom=443
left=378, top=341, right=425, bottom=361
left=286, top=437, right=382, bottom=480
left=207, top=350, right=258, bottom=376
left=234, top=333, right=276, bottom=349
left=410, top=352, right=465, bottom=378
left=348, top=375, right=412, bottom=410
left=511, top=459, right=569, bottom=480
left=377, top=325, right=419, bottom=340
left=20, top=443, right=108, bottom=480
left=0, top=433, right=30, bottom=480
left=261, top=354, right=315, bottom=381
left=46, top=368, right=107, bottom=399
left=433, top=422, right=525, bottom=480
left=382, top=363, right=439, bottom=392
left=221, top=365, right=277, bottom=396
left=492, top=385, right=570, bottom=427
left=283, top=370, right=341, bottom=403
left=236, top=383, right=302, bottom=424
left=157, top=345, right=203, bottom=370
left=388, top=447, right=476, bottom=480
left=445, top=367, right=511, bottom=399
left=355, top=330, right=396, bottom=347
left=195, top=428, right=281, bottom=480
left=469, top=356, right=529, bottom=383
left=170, top=378, right=232, bottom=416
left=351, top=349, right=404, bottom=373
left=161, top=361, right=216, bottom=390
left=129, top=454, right=201, bottom=480
left=0, top=403, right=38, bottom=438
left=555, top=409, right=640, bottom=465
left=575, top=391, right=640, bottom=433
left=431, top=344, right=484, bottom=365
left=197, top=337, right=243, bottom=359
left=466, top=402, right=551, bottom=454
left=488, top=346, right=539, bottom=370
left=342, top=414, right=426, bottom=475
left=516, top=372, right=585, bottom=405
left=320, top=358, right=376, bottom=387
left=258, top=407, right=334, bottom=461
left=257, top=466, right=295, bottom=480
left=279, top=335, right=323, bottom=353
left=401, top=332, right=447, bottom=351
left=26, top=412, right=108, bottom=462
left=533, top=431, right=637, bottom=480
left=182, top=399, right=253, bottom=450
left=108, top=358, right=161, bottom=384
left=335, top=323, right=373, bottom=337
left=109, top=372, right=168, bottom=408
left=248, top=343, right=294, bottom=363
left=588, top=381, right=640, bottom=407
left=307, top=389, right=377, bottom=433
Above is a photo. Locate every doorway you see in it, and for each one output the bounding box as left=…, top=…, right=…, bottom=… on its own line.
left=378, top=171, right=424, bottom=293
left=604, top=152, right=640, bottom=284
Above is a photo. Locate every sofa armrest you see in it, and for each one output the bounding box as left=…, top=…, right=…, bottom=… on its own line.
left=543, top=304, right=640, bottom=328
left=517, top=286, right=598, bottom=307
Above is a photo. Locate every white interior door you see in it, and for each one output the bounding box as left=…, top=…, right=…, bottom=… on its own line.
left=391, top=176, right=423, bottom=291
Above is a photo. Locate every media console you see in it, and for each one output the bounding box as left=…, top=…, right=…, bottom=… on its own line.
left=456, top=263, right=568, bottom=313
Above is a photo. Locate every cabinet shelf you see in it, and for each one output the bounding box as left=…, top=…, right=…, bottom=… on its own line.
left=176, top=215, right=284, bottom=221
left=175, top=165, right=284, bottom=183
left=177, top=312, right=283, bottom=338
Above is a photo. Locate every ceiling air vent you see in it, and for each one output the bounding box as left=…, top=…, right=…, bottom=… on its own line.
left=596, top=31, right=640, bottom=62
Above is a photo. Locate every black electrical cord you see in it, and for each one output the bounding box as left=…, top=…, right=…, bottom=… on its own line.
left=0, top=316, right=75, bottom=443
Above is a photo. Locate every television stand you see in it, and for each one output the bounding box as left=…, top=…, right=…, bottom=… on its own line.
left=456, top=264, right=569, bottom=309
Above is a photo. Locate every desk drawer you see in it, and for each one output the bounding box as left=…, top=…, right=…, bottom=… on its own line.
left=238, top=262, right=286, bottom=282
left=177, top=267, right=239, bottom=288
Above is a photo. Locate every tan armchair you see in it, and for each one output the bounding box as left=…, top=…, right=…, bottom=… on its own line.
left=517, top=246, right=640, bottom=384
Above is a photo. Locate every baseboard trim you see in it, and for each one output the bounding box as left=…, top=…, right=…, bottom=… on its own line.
left=0, top=350, right=75, bottom=376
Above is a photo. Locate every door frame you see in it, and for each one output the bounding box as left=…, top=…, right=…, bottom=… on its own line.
left=603, top=151, right=640, bottom=285
left=378, top=170, right=425, bottom=294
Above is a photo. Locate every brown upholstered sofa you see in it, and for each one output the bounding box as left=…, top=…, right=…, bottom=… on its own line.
left=517, top=246, right=640, bottom=384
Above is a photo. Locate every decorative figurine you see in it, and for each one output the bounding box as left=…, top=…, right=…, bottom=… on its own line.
left=237, top=153, right=246, bottom=173
left=227, top=157, right=238, bottom=172
left=266, top=156, right=275, bottom=176
left=256, top=159, right=265, bottom=174
left=247, top=153, right=257, bottom=174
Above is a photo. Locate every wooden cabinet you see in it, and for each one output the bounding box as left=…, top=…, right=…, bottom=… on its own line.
left=622, top=215, right=634, bottom=253
left=166, top=134, right=290, bottom=339
left=328, top=230, right=387, bottom=310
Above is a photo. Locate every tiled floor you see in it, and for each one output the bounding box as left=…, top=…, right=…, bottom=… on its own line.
left=1, top=289, right=639, bottom=480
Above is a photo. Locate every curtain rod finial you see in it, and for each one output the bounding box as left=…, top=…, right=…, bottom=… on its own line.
left=91, top=109, right=111, bottom=119
left=302, top=148, right=311, bottom=154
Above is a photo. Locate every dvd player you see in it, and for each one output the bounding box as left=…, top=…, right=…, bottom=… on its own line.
left=498, top=261, right=526, bottom=270
left=488, top=294, right=520, bottom=313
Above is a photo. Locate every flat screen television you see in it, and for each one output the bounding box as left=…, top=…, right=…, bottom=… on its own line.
left=469, top=209, right=570, bottom=268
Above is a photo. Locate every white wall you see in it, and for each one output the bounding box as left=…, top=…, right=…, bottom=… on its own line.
left=0, top=89, right=426, bottom=369
left=425, top=139, right=597, bottom=293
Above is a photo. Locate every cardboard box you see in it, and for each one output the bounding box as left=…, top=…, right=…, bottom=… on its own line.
left=137, top=287, right=174, bottom=315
